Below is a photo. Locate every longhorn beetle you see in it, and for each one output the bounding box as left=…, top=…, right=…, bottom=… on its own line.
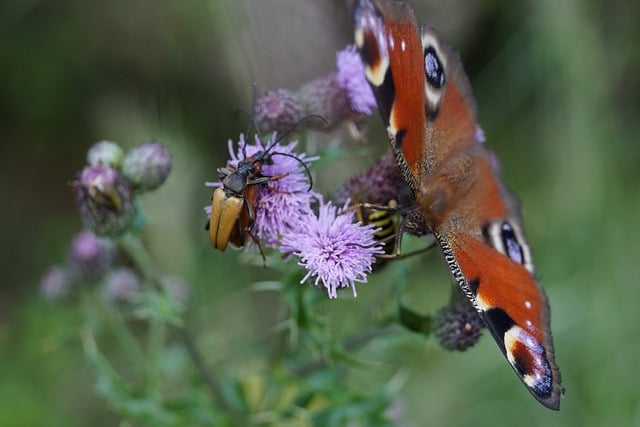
left=207, top=107, right=322, bottom=253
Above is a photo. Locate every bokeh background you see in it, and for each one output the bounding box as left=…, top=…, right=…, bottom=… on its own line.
left=2, top=0, right=639, bottom=425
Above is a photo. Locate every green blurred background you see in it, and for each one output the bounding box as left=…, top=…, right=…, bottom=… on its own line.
left=1, top=0, right=639, bottom=425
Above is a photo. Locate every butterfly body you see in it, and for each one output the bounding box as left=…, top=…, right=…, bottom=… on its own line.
left=354, top=0, right=562, bottom=409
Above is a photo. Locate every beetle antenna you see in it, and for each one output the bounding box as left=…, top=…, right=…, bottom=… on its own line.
left=233, top=83, right=261, bottom=158
left=263, top=114, right=328, bottom=154
left=253, top=114, right=326, bottom=191
left=269, top=151, right=314, bottom=191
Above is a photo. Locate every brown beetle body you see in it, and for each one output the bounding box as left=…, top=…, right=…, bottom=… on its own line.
left=207, top=154, right=270, bottom=251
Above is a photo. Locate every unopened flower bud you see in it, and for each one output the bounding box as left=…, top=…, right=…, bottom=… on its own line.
left=74, top=165, right=135, bottom=236
left=334, top=150, right=404, bottom=206
left=298, top=74, right=353, bottom=130
left=68, top=230, right=114, bottom=282
left=162, top=276, right=189, bottom=307
left=434, top=301, right=484, bottom=352
left=40, top=266, right=71, bottom=301
left=87, top=140, right=124, bottom=168
left=103, top=268, right=140, bottom=303
left=255, top=89, right=305, bottom=134
left=122, top=142, right=172, bottom=191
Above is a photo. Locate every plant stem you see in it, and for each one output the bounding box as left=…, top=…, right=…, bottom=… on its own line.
left=289, top=323, right=399, bottom=376
left=117, top=232, right=244, bottom=420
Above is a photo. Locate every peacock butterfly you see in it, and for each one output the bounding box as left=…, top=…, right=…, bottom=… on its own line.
left=353, top=0, right=563, bottom=409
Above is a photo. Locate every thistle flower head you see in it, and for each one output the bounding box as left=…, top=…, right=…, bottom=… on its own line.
left=281, top=201, right=385, bottom=298
left=122, top=141, right=173, bottom=191
left=434, top=301, right=484, bottom=351
left=68, top=230, right=114, bottom=282
left=336, top=44, right=377, bottom=115
left=74, top=164, right=135, bottom=236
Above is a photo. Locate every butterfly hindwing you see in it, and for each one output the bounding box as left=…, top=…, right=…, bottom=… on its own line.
left=435, top=228, right=562, bottom=409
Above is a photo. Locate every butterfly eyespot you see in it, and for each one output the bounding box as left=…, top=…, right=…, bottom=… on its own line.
left=501, top=222, right=524, bottom=265
left=424, top=46, right=445, bottom=88
left=483, top=220, right=534, bottom=274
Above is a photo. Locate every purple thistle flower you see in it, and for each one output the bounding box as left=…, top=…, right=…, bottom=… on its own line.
left=205, top=133, right=318, bottom=248
left=336, top=44, right=377, bottom=115
left=281, top=201, right=385, bottom=299
left=74, top=164, right=135, bottom=236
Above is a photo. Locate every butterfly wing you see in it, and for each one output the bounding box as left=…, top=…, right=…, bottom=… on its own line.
left=354, top=0, right=563, bottom=409
left=432, top=150, right=563, bottom=408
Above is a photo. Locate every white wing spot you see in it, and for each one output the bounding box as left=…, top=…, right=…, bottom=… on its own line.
left=525, top=300, right=532, bottom=309
left=401, top=40, right=406, bottom=51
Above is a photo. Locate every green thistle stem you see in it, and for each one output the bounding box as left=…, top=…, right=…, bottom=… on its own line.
left=146, top=315, right=166, bottom=395
left=84, top=291, right=147, bottom=373
left=289, top=323, right=398, bottom=376
left=117, top=232, right=245, bottom=421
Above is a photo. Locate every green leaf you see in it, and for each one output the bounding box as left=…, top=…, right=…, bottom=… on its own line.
left=133, top=288, right=183, bottom=327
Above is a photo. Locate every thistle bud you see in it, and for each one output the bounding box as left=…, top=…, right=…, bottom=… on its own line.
left=298, top=73, right=352, bottom=129
left=87, top=140, right=124, bottom=168
left=40, top=266, right=72, bottom=301
left=434, top=301, right=484, bottom=351
left=74, top=165, right=135, bottom=236
left=122, top=142, right=172, bottom=191
left=68, top=230, right=114, bottom=282
left=103, top=268, right=140, bottom=304
left=334, top=150, right=404, bottom=206
left=255, top=89, right=305, bottom=134
left=162, top=276, right=189, bottom=307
